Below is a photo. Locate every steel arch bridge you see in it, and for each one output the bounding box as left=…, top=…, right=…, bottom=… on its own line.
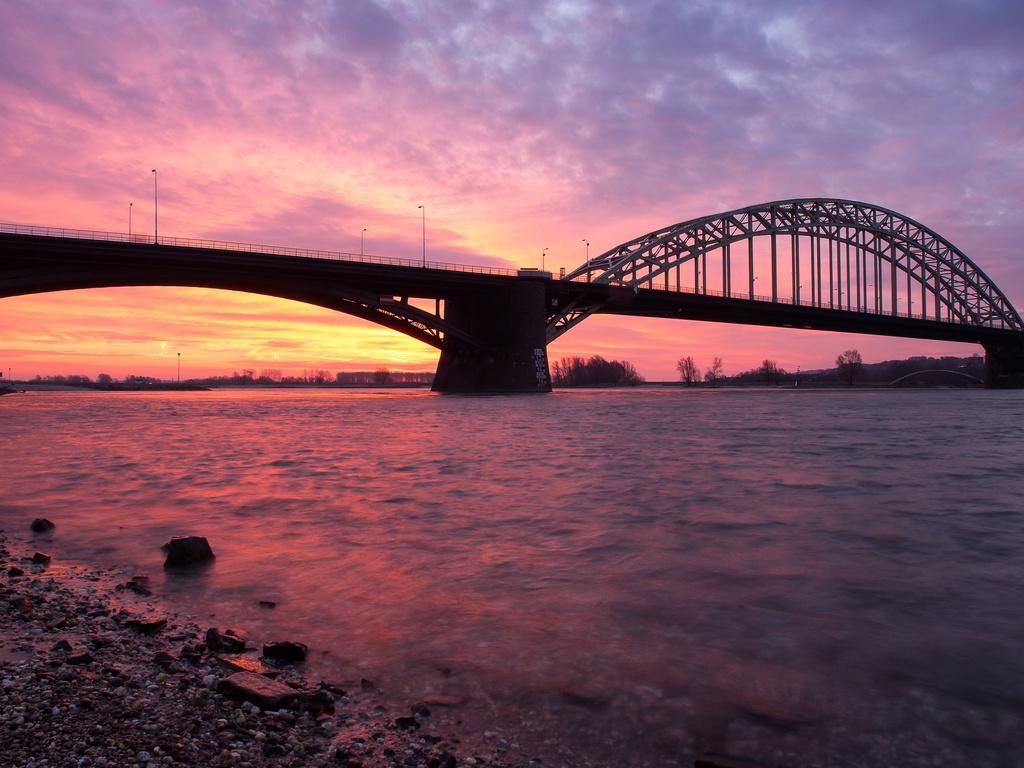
left=548, top=198, right=1024, bottom=343
left=2, top=197, right=1024, bottom=391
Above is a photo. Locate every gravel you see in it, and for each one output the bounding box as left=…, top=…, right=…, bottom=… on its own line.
left=0, top=532, right=515, bottom=768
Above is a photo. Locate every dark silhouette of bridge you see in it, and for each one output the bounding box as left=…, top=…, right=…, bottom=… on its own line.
left=2, top=198, right=1023, bottom=392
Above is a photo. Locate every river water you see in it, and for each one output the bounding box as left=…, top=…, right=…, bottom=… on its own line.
left=1, top=388, right=1022, bottom=767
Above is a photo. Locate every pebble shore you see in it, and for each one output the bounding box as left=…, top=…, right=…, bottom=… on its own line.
left=0, top=532, right=517, bottom=768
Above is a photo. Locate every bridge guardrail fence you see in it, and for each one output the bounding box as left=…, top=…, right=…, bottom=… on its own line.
left=565, top=274, right=1006, bottom=329
left=0, top=221, right=519, bottom=278
left=0, top=221, right=1010, bottom=331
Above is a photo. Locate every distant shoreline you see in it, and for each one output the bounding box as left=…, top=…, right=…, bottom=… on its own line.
left=0, top=382, right=434, bottom=393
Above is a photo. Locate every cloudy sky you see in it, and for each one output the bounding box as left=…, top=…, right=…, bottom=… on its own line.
left=2, top=0, right=1022, bottom=379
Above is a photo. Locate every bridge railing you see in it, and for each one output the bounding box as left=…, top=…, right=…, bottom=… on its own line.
left=0, top=221, right=519, bottom=278
left=566, top=274, right=994, bottom=327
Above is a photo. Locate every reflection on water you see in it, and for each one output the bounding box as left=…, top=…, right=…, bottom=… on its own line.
left=3, top=388, right=1024, bottom=766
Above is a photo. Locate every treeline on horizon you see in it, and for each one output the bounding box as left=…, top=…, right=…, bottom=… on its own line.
left=674, top=353, right=985, bottom=387
left=11, top=353, right=986, bottom=389
left=18, top=367, right=435, bottom=387
left=551, top=356, right=644, bottom=387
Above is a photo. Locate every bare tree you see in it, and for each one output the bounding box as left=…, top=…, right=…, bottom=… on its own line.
left=836, top=349, right=863, bottom=385
left=551, top=356, right=643, bottom=386
left=677, top=356, right=700, bottom=387
left=760, top=359, right=781, bottom=386
left=703, top=357, right=724, bottom=387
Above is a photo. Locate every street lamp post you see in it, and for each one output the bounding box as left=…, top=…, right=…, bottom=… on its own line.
left=582, top=239, right=590, bottom=262
left=361, top=227, right=367, bottom=257
left=129, top=202, right=133, bottom=238
left=151, top=169, right=158, bottom=244
left=177, top=352, right=181, bottom=384
left=542, top=247, right=548, bottom=271
left=417, top=205, right=425, bottom=267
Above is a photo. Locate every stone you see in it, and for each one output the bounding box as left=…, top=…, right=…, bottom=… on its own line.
left=7, top=566, right=23, bottom=576
left=126, top=576, right=152, bottom=596
left=9, top=596, right=29, bottom=611
left=259, top=600, right=277, bottom=609
left=206, top=627, right=246, bottom=653
left=296, top=688, right=335, bottom=715
left=52, top=639, right=73, bottom=652
left=123, top=615, right=167, bottom=635
left=262, top=640, right=308, bottom=663
left=318, top=680, right=347, bottom=697
left=31, top=551, right=52, bottom=564
left=162, top=536, right=215, bottom=568
left=30, top=518, right=55, bottom=533
left=394, top=716, right=419, bottom=730
left=67, top=650, right=93, bottom=665
left=217, top=671, right=301, bottom=710
left=217, top=654, right=280, bottom=678
left=152, top=651, right=178, bottom=668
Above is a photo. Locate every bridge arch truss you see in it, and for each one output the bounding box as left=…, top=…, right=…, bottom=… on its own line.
left=550, top=199, right=1023, bottom=341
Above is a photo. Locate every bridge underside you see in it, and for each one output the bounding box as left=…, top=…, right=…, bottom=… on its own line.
left=0, top=233, right=553, bottom=393
left=548, top=282, right=1024, bottom=388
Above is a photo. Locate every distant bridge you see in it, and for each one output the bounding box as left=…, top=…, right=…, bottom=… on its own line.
left=889, top=370, right=985, bottom=386
left=2, top=198, right=1023, bottom=392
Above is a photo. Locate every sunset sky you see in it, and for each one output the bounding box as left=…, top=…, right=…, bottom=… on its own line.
left=2, top=0, right=1023, bottom=380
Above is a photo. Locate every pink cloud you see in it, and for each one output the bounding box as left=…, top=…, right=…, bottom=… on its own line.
left=1, top=0, right=1021, bottom=379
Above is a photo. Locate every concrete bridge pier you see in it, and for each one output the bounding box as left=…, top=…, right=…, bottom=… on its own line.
left=985, top=342, right=1024, bottom=388
left=432, top=281, right=551, bottom=393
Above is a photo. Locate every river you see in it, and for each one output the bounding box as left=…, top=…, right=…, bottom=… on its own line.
left=2, top=388, right=1022, bottom=767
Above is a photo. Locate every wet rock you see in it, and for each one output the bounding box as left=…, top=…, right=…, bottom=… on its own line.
left=259, top=600, right=277, bottom=609
left=217, top=654, right=280, bottom=677
left=68, top=649, right=93, bottom=665
left=262, top=640, right=308, bottom=663
left=30, top=518, right=55, bottom=533
left=152, top=651, right=178, bottom=668
left=394, top=716, right=419, bottom=730
left=296, top=688, right=335, bottom=715
left=162, top=536, right=215, bottom=568
left=123, top=615, right=167, bottom=635
left=318, top=680, right=347, bottom=697
left=126, top=575, right=152, bottom=596
left=7, top=566, right=24, bottom=576
left=411, top=702, right=431, bottom=717
left=427, top=753, right=457, bottom=768
left=52, top=639, right=73, bottom=652
left=9, top=595, right=29, bottom=611
left=31, top=551, right=52, bottom=564
left=216, top=671, right=301, bottom=710
left=206, top=627, right=246, bottom=653
left=360, top=678, right=376, bottom=690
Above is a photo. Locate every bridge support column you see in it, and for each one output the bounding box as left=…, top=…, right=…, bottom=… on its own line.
left=984, top=343, right=1024, bottom=388
left=432, top=281, right=551, bottom=393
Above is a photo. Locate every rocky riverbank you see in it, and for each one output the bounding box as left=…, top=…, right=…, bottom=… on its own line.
left=0, top=532, right=517, bottom=768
